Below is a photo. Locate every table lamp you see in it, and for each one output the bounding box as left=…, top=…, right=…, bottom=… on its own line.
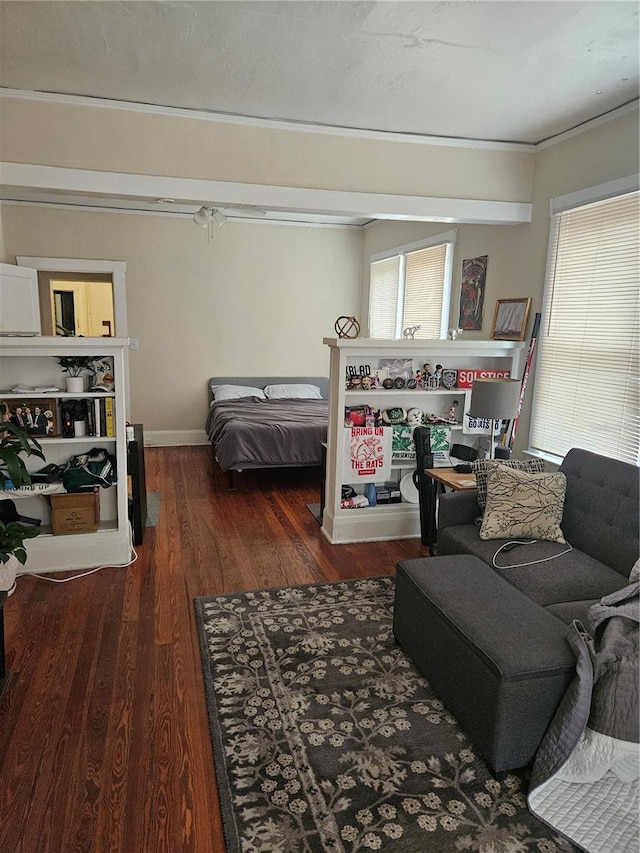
left=469, top=378, right=521, bottom=458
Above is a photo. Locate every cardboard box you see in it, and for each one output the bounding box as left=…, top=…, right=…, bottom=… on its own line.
left=51, top=489, right=99, bottom=535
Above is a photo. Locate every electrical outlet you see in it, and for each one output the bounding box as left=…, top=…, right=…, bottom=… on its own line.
left=130, top=338, right=139, bottom=351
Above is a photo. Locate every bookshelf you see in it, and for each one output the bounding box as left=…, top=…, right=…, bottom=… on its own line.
left=322, top=337, right=526, bottom=544
left=0, top=337, right=132, bottom=573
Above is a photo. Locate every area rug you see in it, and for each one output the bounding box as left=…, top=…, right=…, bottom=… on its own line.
left=195, top=577, right=577, bottom=853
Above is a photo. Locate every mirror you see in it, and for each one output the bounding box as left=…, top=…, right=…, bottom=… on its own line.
left=37, top=272, right=115, bottom=337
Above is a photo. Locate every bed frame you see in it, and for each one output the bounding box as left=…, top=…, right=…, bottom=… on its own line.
left=207, top=376, right=329, bottom=488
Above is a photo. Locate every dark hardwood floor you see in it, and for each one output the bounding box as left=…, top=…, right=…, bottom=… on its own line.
left=0, top=446, right=426, bottom=852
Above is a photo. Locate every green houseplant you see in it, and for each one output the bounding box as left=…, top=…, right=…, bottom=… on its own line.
left=57, top=356, right=94, bottom=392
left=1, top=421, right=45, bottom=585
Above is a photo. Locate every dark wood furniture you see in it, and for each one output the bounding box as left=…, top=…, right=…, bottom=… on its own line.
left=0, top=590, right=8, bottom=697
left=127, top=424, right=147, bottom=547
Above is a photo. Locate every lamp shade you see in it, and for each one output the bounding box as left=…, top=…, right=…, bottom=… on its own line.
left=469, top=378, right=521, bottom=421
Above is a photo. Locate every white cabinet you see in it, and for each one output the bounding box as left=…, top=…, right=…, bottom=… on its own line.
left=0, top=263, right=40, bottom=335
left=322, top=337, right=526, bottom=544
left=0, top=336, right=132, bottom=573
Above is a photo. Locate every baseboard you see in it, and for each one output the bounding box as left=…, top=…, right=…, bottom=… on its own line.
left=144, top=429, right=209, bottom=447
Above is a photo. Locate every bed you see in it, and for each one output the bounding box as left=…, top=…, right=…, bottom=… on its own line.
left=206, top=376, right=329, bottom=486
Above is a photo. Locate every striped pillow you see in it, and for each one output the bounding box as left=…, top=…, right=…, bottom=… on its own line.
left=473, top=458, right=547, bottom=510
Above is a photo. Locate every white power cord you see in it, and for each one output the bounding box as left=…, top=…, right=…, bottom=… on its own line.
left=20, top=520, right=138, bottom=585
left=493, top=539, right=573, bottom=569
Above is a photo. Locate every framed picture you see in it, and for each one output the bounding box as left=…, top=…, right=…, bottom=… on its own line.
left=490, top=298, right=532, bottom=341
left=2, top=398, right=58, bottom=437
left=458, top=255, right=488, bottom=331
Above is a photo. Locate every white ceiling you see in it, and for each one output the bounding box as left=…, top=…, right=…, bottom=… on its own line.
left=0, top=0, right=638, bottom=224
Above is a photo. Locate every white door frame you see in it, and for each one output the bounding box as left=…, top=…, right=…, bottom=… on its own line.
left=16, top=256, right=130, bottom=418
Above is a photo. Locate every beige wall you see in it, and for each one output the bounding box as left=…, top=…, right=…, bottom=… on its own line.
left=0, top=206, right=362, bottom=431
left=361, top=108, right=639, bottom=454
left=0, top=97, right=534, bottom=201
left=0, top=99, right=637, bottom=446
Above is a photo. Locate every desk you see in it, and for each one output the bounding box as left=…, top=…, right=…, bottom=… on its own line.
left=417, top=467, right=476, bottom=551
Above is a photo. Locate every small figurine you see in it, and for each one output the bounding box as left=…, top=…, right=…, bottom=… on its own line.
left=445, top=400, right=459, bottom=423
left=423, top=363, right=432, bottom=379
left=415, top=369, right=423, bottom=388
left=402, top=325, right=421, bottom=339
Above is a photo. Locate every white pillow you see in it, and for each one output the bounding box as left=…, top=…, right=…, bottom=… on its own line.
left=263, top=383, right=322, bottom=399
left=212, top=384, right=265, bottom=401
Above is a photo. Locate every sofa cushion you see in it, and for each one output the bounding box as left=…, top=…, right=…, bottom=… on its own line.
left=437, top=525, right=627, bottom=606
left=559, top=448, right=639, bottom=578
left=473, top=458, right=547, bottom=510
left=544, top=599, right=600, bottom=625
left=479, top=466, right=567, bottom=542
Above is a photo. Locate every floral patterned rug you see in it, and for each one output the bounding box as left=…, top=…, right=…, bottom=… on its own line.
left=195, top=576, right=577, bottom=853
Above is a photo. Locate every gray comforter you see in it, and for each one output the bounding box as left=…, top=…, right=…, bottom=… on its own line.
left=206, top=396, right=328, bottom=472
left=528, top=569, right=639, bottom=852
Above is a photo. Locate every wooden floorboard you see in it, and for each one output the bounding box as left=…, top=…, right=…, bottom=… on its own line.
left=0, top=446, right=427, bottom=852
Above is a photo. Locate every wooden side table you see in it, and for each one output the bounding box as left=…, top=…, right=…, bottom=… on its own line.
left=417, top=467, right=477, bottom=551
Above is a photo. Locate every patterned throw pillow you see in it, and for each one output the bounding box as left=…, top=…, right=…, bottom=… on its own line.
left=473, top=458, right=547, bottom=510
left=479, top=465, right=567, bottom=542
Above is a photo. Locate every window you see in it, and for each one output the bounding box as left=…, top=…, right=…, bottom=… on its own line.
left=529, top=183, right=639, bottom=464
left=368, top=230, right=455, bottom=339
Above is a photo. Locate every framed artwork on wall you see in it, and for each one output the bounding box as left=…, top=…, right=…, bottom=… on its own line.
left=490, top=298, right=532, bottom=341
left=458, top=255, right=488, bottom=331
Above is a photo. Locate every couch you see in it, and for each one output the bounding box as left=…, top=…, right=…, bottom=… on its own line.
left=436, top=448, right=639, bottom=624
left=392, top=448, right=639, bottom=773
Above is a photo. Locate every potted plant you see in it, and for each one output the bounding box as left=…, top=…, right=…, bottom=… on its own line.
left=57, top=356, right=94, bottom=392
left=0, top=421, right=45, bottom=593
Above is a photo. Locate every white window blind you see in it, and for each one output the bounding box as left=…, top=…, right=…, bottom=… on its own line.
left=529, top=190, right=640, bottom=464
left=369, top=256, right=400, bottom=339
left=368, top=231, right=454, bottom=339
left=403, top=245, right=448, bottom=339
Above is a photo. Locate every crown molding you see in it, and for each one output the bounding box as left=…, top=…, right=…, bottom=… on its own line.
left=0, top=87, right=535, bottom=153
left=535, top=100, right=639, bottom=151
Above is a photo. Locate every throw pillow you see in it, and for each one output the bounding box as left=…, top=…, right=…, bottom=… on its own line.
left=212, top=384, right=266, bottom=401
left=263, top=383, right=322, bottom=399
left=473, top=458, right=547, bottom=510
left=479, top=465, right=567, bottom=542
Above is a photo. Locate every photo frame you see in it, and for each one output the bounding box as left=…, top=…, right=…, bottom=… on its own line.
left=490, top=298, right=532, bottom=341
left=1, top=398, right=58, bottom=437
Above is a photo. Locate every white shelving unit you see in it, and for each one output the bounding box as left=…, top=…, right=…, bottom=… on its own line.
left=322, top=337, right=526, bottom=544
left=0, top=336, right=132, bottom=573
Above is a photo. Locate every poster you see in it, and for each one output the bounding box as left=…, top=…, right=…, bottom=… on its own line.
left=458, top=255, right=488, bottom=331
left=343, top=426, right=392, bottom=483
left=429, top=425, right=452, bottom=467
left=391, top=425, right=416, bottom=461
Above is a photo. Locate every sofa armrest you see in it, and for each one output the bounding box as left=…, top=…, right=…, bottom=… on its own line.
left=437, top=490, right=481, bottom=530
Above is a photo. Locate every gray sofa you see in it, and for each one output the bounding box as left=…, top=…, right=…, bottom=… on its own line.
left=436, top=447, right=639, bottom=624
left=392, top=448, right=639, bottom=773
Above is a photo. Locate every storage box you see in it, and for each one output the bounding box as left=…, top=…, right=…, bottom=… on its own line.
left=51, top=489, right=99, bottom=535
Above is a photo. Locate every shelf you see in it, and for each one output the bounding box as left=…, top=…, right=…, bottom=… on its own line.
left=345, top=388, right=460, bottom=397
left=323, top=337, right=526, bottom=544
left=0, top=391, right=115, bottom=399
left=39, top=436, right=116, bottom=445
left=0, top=336, right=131, bottom=572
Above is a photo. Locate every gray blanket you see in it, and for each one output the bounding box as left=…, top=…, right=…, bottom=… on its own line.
left=528, top=573, right=639, bottom=852
left=206, top=397, right=328, bottom=472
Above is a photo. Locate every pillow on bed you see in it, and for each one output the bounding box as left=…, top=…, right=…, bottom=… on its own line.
left=263, top=383, right=322, bottom=399
left=212, top=384, right=266, bottom=401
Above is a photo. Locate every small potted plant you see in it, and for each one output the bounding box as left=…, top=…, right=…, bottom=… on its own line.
left=0, top=420, right=45, bottom=593
left=57, top=356, right=94, bottom=392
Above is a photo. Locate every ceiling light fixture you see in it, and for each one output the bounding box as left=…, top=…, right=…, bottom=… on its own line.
left=193, top=206, right=227, bottom=228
